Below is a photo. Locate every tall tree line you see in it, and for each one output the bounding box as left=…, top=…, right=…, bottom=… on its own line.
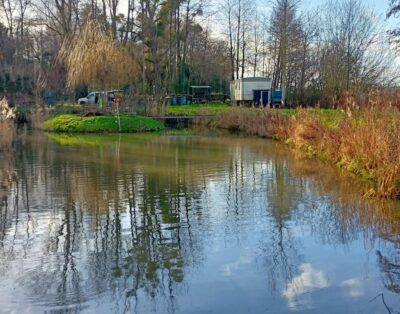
left=0, top=0, right=231, bottom=98
left=0, top=0, right=399, bottom=104
left=388, top=0, right=400, bottom=47
left=219, top=0, right=399, bottom=105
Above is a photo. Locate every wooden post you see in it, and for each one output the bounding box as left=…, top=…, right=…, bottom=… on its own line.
left=115, top=95, right=122, bottom=132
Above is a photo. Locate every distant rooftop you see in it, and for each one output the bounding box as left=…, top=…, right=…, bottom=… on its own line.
left=236, top=77, right=271, bottom=82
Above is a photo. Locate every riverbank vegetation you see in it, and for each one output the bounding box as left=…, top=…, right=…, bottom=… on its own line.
left=44, top=114, right=164, bottom=133
left=167, top=102, right=230, bottom=116
left=0, top=98, right=16, bottom=151
left=215, top=92, right=400, bottom=199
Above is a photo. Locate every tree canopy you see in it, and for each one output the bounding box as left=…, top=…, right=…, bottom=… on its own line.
left=0, top=0, right=398, bottom=105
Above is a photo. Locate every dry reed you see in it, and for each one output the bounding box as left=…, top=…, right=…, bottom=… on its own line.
left=216, top=91, right=400, bottom=199
left=288, top=107, right=400, bottom=199
left=215, top=108, right=289, bottom=139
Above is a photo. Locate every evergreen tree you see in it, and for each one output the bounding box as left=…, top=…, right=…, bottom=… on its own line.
left=15, top=75, right=22, bottom=93
left=0, top=75, right=4, bottom=93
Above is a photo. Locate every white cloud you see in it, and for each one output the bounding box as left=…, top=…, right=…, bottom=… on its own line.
left=282, top=263, right=328, bottom=310
left=222, top=256, right=252, bottom=277
left=340, top=277, right=365, bottom=298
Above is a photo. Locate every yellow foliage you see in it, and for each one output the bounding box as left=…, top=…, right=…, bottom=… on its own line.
left=60, top=20, right=138, bottom=89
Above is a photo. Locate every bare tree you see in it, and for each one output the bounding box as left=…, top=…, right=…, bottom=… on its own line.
left=269, top=0, right=301, bottom=105
left=33, top=0, right=81, bottom=37
left=220, top=0, right=252, bottom=80
left=387, top=0, right=400, bottom=47
left=108, top=0, right=118, bottom=37
left=318, top=0, right=397, bottom=102
left=0, top=0, right=17, bottom=37
left=220, top=0, right=236, bottom=80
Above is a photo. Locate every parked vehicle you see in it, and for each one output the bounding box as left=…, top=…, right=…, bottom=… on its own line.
left=78, top=92, right=100, bottom=105
left=78, top=90, right=123, bottom=105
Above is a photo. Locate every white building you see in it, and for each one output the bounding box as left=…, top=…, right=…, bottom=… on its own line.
left=230, top=77, right=272, bottom=105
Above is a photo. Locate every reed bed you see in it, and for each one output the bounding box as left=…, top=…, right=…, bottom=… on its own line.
left=215, top=91, right=400, bottom=199
left=289, top=107, right=400, bottom=199
left=214, top=108, right=290, bottom=139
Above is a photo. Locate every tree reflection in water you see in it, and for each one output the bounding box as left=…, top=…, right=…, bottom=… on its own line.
left=377, top=250, right=400, bottom=295
left=0, top=132, right=398, bottom=313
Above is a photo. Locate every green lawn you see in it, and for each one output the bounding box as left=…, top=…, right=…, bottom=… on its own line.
left=44, top=114, right=165, bottom=133
left=167, top=102, right=231, bottom=116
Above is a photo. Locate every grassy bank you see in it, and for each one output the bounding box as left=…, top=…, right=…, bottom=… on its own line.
left=44, top=114, right=165, bottom=133
left=215, top=105, right=400, bottom=200
left=167, top=102, right=230, bottom=116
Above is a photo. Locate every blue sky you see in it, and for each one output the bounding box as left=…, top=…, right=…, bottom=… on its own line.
left=302, top=0, right=389, bottom=13
left=299, top=0, right=397, bottom=28
left=205, top=0, right=398, bottom=36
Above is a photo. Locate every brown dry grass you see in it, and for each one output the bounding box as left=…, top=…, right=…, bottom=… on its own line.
left=288, top=107, right=400, bottom=199
left=337, top=89, right=400, bottom=111
left=215, top=90, right=400, bottom=199
left=215, top=108, right=289, bottom=139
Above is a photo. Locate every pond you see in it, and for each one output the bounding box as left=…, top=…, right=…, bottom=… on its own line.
left=0, top=131, right=399, bottom=313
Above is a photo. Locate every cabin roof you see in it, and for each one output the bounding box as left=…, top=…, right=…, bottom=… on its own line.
left=190, top=85, right=211, bottom=89
left=231, top=77, right=271, bottom=82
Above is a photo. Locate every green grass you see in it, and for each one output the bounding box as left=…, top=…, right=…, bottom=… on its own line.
left=277, top=108, right=344, bottom=129
left=164, top=128, right=195, bottom=136
left=167, top=102, right=230, bottom=116
left=278, top=108, right=297, bottom=117
left=47, top=132, right=160, bottom=146
left=167, top=104, right=343, bottom=127
left=44, top=114, right=165, bottom=133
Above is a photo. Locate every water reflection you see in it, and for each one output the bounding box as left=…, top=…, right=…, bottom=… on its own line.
left=283, top=263, right=328, bottom=310
left=0, top=132, right=399, bottom=313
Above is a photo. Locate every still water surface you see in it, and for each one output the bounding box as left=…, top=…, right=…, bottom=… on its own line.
left=0, top=132, right=399, bottom=313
